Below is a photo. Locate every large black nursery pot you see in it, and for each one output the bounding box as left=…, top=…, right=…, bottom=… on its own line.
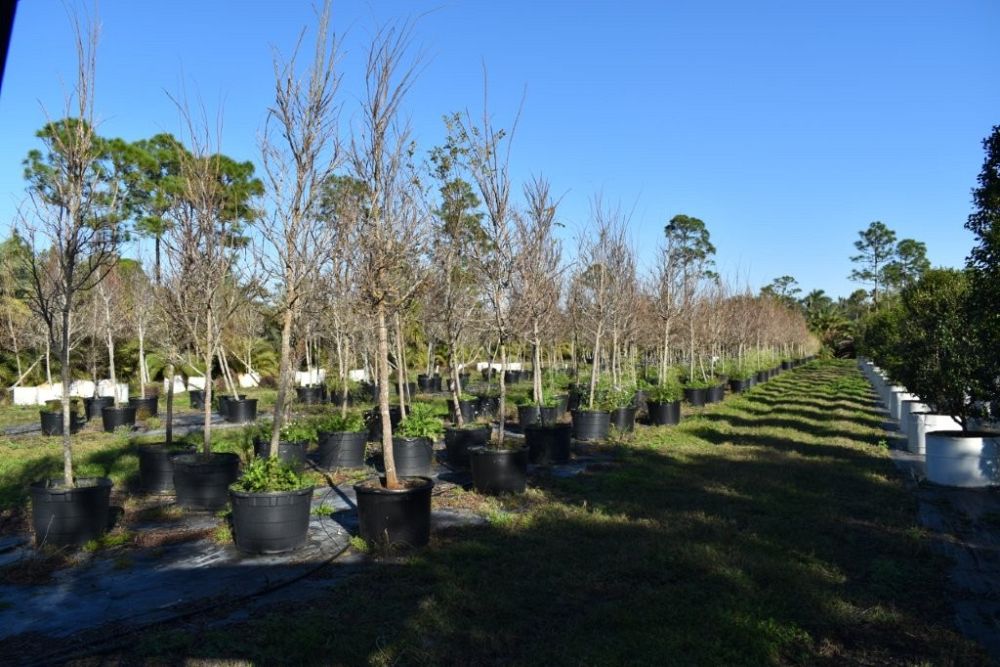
left=430, top=375, right=443, bottom=393
left=101, top=405, right=137, bottom=432
left=647, top=400, right=681, bottom=426
left=632, top=390, right=648, bottom=414
left=706, top=384, right=725, bottom=404
left=572, top=409, right=611, bottom=441
left=129, top=395, right=159, bottom=420
left=230, top=485, right=313, bottom=554
left=476, top=395, right=500, bottom=419
left=555, top=394, right=570, bottom=415
left=391, top=436, right=434, bottom=477
left=755, top=371, right=767, bottom=384
left=188, top=389, right=205, bottom=410
left=449, top=399, right=477, bottom=424
left=137, top=444, right=195, bottom=494
left=217, top=393, right=247, bottom=416
left=226, top=398, right=258, bottom=424
left=524, top=423, right=572, bottom=464
left=417, top=374, right=431, bottom=391
left=539, top=405, right=562, bottom=425
left=567, top=386, right=582, bottom=413
left=317, top=430, right=367, bottom=469
left=781, top=360, right=793, bottom=371
left=729, top=378, right=751, bottom=393
left=444, top=425, right=491, bottom=468
left=354, top=476, right=434, bottom=548
left=84, top=395, right=113, bottom=421
left=367, top=406, right=402, bottom=441
left=172, top=452, right=241, bottom=511
left=39, top=410, right=83, bottom=436
left=517, top=404, right=541, bottom=428
left=254, top=439, right=307, bottom=471
left=296, top=385, right=323, bottom=405
left=469, top=446, right=528, bottom=495
left=683, top=387, right=707, bottom=407
left=30, top=477, right=112, bottom=547
left=610, top=406, right=636, bottom=433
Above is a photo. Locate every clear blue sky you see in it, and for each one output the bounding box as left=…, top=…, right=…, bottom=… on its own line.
left=1, top=0, right=997, bottom=298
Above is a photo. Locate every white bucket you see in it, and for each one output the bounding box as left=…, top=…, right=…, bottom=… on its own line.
left=925, top=431, right=1000, bottom=487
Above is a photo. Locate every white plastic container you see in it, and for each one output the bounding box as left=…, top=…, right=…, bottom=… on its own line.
left=908, top=413, right=959, bottom=455
left=925, top=431, right=1000, bottom=487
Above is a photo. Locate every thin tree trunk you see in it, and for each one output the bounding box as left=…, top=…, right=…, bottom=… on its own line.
left=106, top=330, right=118, bottom=408
left=60, top=305, right=72, bottom=487
left=165, top=363, right=174, bottom=447
left=378, top=305, right=399, bottom=489
left=45, top=337, right=52, bottom=386
left=588, top=320, right=603, bottom=410
left=395, top=313, right=407, bottom=416
left=449, top=347, right=463, bottom=426
left=203, top=312, right=214, bottom=455
left=138, top=324, right=147, bottom=399
left=532, top=319, right=542, bottom=404
left=498, top=340, right=507, bottom=446
left=270, top=305, right=296, bottom=457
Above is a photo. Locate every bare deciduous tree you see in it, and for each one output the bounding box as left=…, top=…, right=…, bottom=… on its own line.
left=257, top=0, right=342, bottom=456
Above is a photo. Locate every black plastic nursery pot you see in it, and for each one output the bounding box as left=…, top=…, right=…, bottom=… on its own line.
left=632, top=390, right=648, bottom=414
left=469, top=446, right=528, bottom=495
left=226, top=398, right=258, bottom=424
left=84, top=395, right=113, bottom=420
left=39, top=410, right=82, bottom=436
left=555, top=394, right=570, bottom=415
left=572, top=410, right=611, bottom=441
left=172, top=453, right=241, bottom=511
left=524, top=423, right=572, bottom=464
left=706, top=384, right=725, bottom=404
left=417, top=374, right=431, bottom=391
left=354, top=476, right=434, bottom=548
left=230, top=485, right=313, bottom=555
left=567, top=388, right=582, bottom=413
left=683, top=387, right=707, bottom=407
left=254, top=439, right=307, bottom=471
left=296, top=385, right=323, bottom=405
left=476, top=395, right=500, bottom=418
left=430, top=375, right=443, bottom=393
left=30, top=477, right=112, bottom=547
left=443, top=425, right=490, bottom=468
left=610, top=406, right=636, bottom=433
left=317, top=430, right=367, bottom=469
left=729, top=378, right=751, bottom=393
left=137, top=444, right=195, bottom=494
left=517, top=404, right=541, bottom=428
left=781, top=360, right=793, bottom=370
left=129, top=396, right=159, bottom=420
left=449, top=399, right=477, bottom=425
left=101, top=405, right=136, bottom=433
left=647, top=400, right=681, bottom=426
left=391, top=436, right=435, bottom=477
left=216, top=393, right=245, bottom=416
left=367, top=406, right=402, bottom=441
left=755, top=371, right=767, bottom=384
left=188, top=389, right=205, bottom=410
left=539, top=406, right=562, bottom=425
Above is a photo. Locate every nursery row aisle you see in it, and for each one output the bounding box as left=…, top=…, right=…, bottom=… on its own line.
left=9, top=360, right=987, bottom=665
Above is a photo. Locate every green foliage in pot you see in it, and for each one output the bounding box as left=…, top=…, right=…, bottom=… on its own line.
left=232, top=456, right=308, bottom=493
left=646, top=382, right=682, bottom=403
left=315, top=412, right=365, bottom=433
left=280, top=420, right=318, bottom=443
left=396, top=403, right=445, bottom=440
left=542, top=394, right=563, bottom=408
left=683, top=376, right=716, bottom=390
left=459, top=393, right=477, bottom=402
left=892, top=268, right=983, bottom=430
left=603, top=386, right=636, bottom=410
left=856, top=300, right=905, bottom=381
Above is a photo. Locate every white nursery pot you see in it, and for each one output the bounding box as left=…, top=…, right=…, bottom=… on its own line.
left=925, top=431, right=1000, bottom=487
left=899, top=400, right=930, bottom=437
left=890, top=390, right=916, bottom=422
left=908, top=413, right=959, bottom=455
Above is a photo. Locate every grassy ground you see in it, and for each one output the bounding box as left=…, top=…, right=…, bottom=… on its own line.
left=58, top=359, right=985, bottom=665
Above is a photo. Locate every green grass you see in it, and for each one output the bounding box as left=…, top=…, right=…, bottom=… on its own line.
left=83, top=359, right=985, bottom=665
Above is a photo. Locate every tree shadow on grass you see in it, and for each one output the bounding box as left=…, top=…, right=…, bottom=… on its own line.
left=48, top=435, right=987, bottom=666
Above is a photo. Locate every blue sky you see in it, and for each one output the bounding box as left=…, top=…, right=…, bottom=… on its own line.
left=1, top=0, right=997, bottom=298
